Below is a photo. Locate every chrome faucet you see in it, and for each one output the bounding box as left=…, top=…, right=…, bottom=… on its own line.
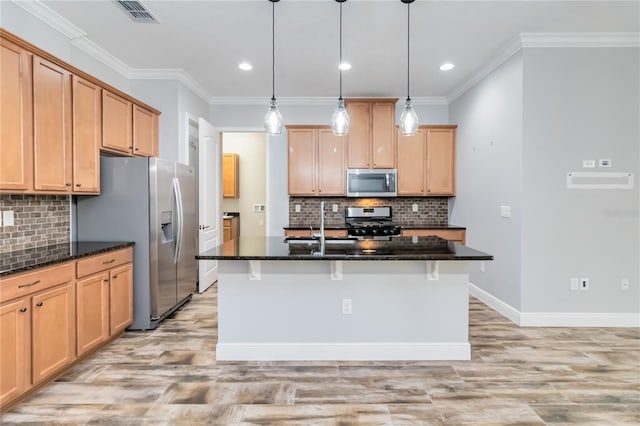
left=312, top=201, right=326, bottom=254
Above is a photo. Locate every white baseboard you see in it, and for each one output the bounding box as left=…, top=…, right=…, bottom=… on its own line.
left=469, top=282, right=521, bottom=324
left=216, top=342, right=470, bottom=361
left=469, top=282, right=640, bottom=327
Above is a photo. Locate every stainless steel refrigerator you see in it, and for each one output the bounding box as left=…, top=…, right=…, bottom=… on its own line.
left=76, top=157, right=197, bottom=330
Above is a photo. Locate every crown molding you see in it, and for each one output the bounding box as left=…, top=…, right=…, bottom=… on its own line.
left=13, top=0, right=86, bottom=40
left=520, top=32, right=640, bottom=48
left=128, top=68, right=212, bottom=103
left=71, top=37, right=135, bottom=78
left=448, top=32, right=640, bottom=103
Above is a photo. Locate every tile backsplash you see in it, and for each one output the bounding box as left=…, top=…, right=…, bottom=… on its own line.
left=289, top=197, right=449, bottom=226
left=0, top=195, right=70, bottom=254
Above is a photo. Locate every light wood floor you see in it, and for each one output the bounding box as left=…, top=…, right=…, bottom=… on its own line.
left=2, top=284, right=638, bottom=425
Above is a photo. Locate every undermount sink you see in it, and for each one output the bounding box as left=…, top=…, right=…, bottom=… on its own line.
left=284, top=236, right=358, bottom=245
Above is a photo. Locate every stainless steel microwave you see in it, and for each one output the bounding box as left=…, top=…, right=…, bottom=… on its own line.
left=346, top=169, right=397, bottom=197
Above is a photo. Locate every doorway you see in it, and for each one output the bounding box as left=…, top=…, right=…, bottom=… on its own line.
left=221, top=132, right=267, bottom=238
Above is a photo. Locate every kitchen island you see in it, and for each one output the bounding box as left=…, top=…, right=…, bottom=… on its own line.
left=197, top=236, right=492, bottom=361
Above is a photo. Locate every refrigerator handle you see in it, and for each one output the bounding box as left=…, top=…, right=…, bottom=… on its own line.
left=173, top=177, right=183, bottom=264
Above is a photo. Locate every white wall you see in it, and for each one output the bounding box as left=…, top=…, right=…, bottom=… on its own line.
left=210, top=102, right=449, bottom=236
left=178, top=82, right=210, bottom=165
left=222, top=133, right=267, bottom=237
left=449, top=52, right=524, bottom=310
left=521, top=47, right=640, bottom=313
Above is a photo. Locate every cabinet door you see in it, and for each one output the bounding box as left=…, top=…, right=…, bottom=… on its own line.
left=223, top=219, right=232, bottom=242
left=33, top=56, right=72, bottom=192
left=102, top=90, right=132, bottom=154
left=76, top=273, right=109, bottom=356
left=0, top=298, right=30, bottom=406
left=32, top=283, right=75, bottom=384
left=132, top=105, right=155, bottom=156
left=397, top=128, right=425, bottom=195
left=288, top=128, right=316, bottom=195
left=346, top=102, right=371, bottom=168
left=426, top=128, right=456, bottom=195
left=317, top=129, right=345, bottom=195
left=0, top=38, right=33, bottom=192
left=109, top=263, right=133, bottom=335
left=222, top=153, right=239, bottom=198
left=72, top=76, right=101, bottom=194
left=371, top=102, right=396, bottom=168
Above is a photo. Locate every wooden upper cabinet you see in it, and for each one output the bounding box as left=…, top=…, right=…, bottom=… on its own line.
left=223, top=153, right=239, bottom=198
left=72, top=76, right=101, bottom=194
left=0, top=38, right=32, bottom=192
left=346, top=99, right=397, bottom=169
left=371, top=102, right=396, bottom=168
left=288, top=128, right=316, bottom=195
left=426, top=127, right=456, bottom=195
left=132, top=105, right=156, bottom=156
left=346, top=101, right=371, bottom=168
left=102, top=90, right=133, bottom=155
left=33, top=56, right=72, bottom=192
left=397, top=128, right=426, bottom=195
left=317, top=129, right=346, bottom=195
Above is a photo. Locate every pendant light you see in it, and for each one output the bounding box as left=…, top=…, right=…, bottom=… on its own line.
left=264, top=0, right=283, bottom=134
left=331, top=0, right=349, bottom=136
left=399, top=0, right=419, bottom=136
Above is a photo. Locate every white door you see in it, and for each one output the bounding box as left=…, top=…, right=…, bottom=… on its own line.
left=198, top=118, right=221, bottom=293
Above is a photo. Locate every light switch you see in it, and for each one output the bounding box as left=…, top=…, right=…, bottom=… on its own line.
left=2, top=210, right=14, bottom=226
left=583, top=160, right=596, bottom=168
left=500, top=205, right=511, bottom=218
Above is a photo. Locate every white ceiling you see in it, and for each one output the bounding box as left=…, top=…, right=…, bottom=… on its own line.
left=36, top=1, right=640, bottom=100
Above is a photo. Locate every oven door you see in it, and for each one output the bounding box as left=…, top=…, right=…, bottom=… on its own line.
left=346, top=169, right=397, bottom=197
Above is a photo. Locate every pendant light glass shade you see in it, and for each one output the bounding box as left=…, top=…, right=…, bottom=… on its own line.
left=264, top=0, right=283, bottom=134
left=331, top=0, right=349, bottom=136
left=264, top=97, right=283, bottom=134
left=400, top=0, right=419, bottom=136
left=399, top=98, right=418, bottom=136
left=331, top=98, right=349, bottom=135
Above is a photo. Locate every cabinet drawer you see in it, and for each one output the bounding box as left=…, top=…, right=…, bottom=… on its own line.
left=401, top=229, right=466, bottom=243
left=0, top=262, right=74, bottom=303
left=76, top=248, right=133, bottom=278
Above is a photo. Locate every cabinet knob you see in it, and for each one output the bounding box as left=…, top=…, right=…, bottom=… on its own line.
left=65, top=183, right=72, bottom=187
left=19, top=307, right=27, bottom=313
left=36, top=302, right=43, bottom=307
left=76, top=183, right=82, bottom=187
left=103, top=279, right=109, bottom=283
left=135, top=148, right=139, bottom=151
left=113, top=274, right=118, bottom=279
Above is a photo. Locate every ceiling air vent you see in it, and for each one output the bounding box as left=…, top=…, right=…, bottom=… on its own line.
left=114, top=0, right=159, bottom=23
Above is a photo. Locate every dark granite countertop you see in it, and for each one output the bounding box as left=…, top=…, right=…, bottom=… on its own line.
left=196, top=236, right=491, bottom=261
left=1, top=241, right=135, bottom=277
left=285, top=224, right=466, bottom=230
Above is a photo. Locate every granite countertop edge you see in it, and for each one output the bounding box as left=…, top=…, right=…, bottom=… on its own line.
left=196, top=254, right=492, bottom=261
left=1, top=241, right=135, bottom=277
left=285, top=224, right=467, bottom=230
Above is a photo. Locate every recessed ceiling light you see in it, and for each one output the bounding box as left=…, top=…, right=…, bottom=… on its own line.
left=440, top=63, right=455, bottom=71
left=339, top=62, right=352, bottom=71
left=238, top=62, right=253, bottom=71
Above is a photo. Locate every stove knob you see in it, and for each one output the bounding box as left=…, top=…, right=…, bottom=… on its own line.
left=372, top=228, right=378, bottom=235
left=382, top=229, right=390, bottom=235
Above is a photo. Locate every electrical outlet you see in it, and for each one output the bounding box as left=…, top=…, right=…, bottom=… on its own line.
left=2, top=210, right=14, bottom=227
left=480, top=262, right=485, bottom=273
left=621, top=278, right=629, bottom=290
left=500, top=205, right=511, bottom=218
left=412, top=203, right=418, bottom=212
left=332, top=204, right=338, bottom=212
left=599, top=159, right=612, bottom=167
left=295, top=204, right=301, bottom=213
left=342, top=298, right=352, bottom=315
left=570, top=278, right=579, bottom=291
left=580, top=278, right=589, bottom=290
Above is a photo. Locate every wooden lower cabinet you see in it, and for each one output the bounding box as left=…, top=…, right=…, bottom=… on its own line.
left=223, top=217, right=240, bottom=242
left=401, top=228, right=466, bottom=244
left=284, top=229, right=348, bottom=238
left=0, top=248, right=134, bottom=411
left=31, top=283, right=76, bottom=384
left=76, top=273, right=109, bottom=356
left=0, top=298, right=30, bottom=407
left=109, top=263, right=133, bottom=335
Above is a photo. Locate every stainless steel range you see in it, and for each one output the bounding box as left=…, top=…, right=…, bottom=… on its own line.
left=345, top=206, right=402, bottom=239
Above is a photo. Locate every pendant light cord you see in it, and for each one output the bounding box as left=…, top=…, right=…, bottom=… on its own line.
left=406, top=1, right=410, bottom=101
left=339, top=1, right=343, bottom=101
left=271, top=0, right=275, bottom=101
